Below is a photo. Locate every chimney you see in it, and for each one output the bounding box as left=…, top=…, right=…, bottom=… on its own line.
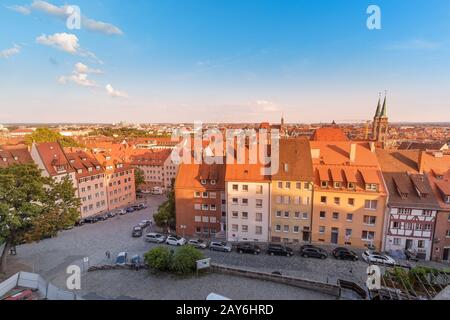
left=350, top=143, right=357, bottom=163
left=311, top=149, right=320, bottom=159
left=369, top=141, right=376, bottom=153
left=418, top=151, right=425, bottom=174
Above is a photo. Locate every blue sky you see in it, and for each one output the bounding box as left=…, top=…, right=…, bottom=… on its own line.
left=0, top=0, right=450, bottom=123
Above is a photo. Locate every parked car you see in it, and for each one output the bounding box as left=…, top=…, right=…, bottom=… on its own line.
left=97, top=214, right=109, bottom=221
left=139, top=220, right=152, bottom=228
left=115, top=252, right=128, bottom=265
left=267, top=244, right=293, bottom=257
left=362, top=250, right=397, bottom=266
left=144, top=232, right=166, bottom=243
left=140, top=190, right=152, bottom=194
left=117, top=209, right=127, bottom=215
left=166, top=235, right=187, bottom=246
left=209, top=241, right=232, bottom=252
left=300, top=245, right=328, bottom=259
left=151, top=187, right=163, bottom=195
left=132, top=203, right=147, bottom=210
left=106, top=211, right=117, bottom=218
left=187, top=239, right=207, bottom=249
left=126, top=207, right=135, bottom=213
left=74, top=219, right=85, bottom=227
left=405, top=249, right=419, bottom=262
left=332, top=247, right=359, bottom=261
left=84, top=216, right=98, bottom=224
left=237, top=243, right=261, bottom=255
left=132, top=226, right=143, bottom=237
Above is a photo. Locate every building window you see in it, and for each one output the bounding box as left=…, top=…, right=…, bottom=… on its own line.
left=242, top=225, right=248, bottom=233
left=201, top=180, right=207, bottom=185
left=446, top=230, right=450, bottom=238
left=296, top=182, right=301, bottom=189
left=242, top=185, right=249, bottom=192
left=194, top=204, right=201, bottom=210
left=202, top=204, right=209, bottom=211
left=194, top=191, right=200, bottom=198
left=283, top=196, right=290, bottom=205
left=320, top=196, right=327, bottom=204
left=417, top=240, right=425, bottom=248
left=256, top=199, right=263, bottom=208
left=445, top=196, right=450, bottom=204
left=319, top=226, right=325, bottom=234
left=202, top=216, right=209, bottom=223
left=392, top=221, right=400, bottom=229
left=242, top=212, right=248, bottom=219
left=232, top=184, right=238, bottom=191
left=365, top=184, right=378, bottom=192
left=363, top=216, right=377, bottom=226
left=302, top=212, right=308, bottom=220
left=294, top=212, right=300, bottom=219
left=202, top=192, right=208, bottom=198
left=304, top=182, right=311, bottom=190
left=293, top=226, right=300, bottom=233
left=284, top=211, right=289, bottom=218
left=255, top=226, right=262, bottom=235
left=210, top=204, right=217, bottom=211
left=362, top=230, right=375, bottom=241
left=210, top=217, right=217, bottom=223
left=276, top=211, right=282, bottom=217
left=211, top=180, right=216, bottom=185
left=210, top=192, right=216, bottom=199
left=256, top=185, right=263, bottom=194
left=232, top=211, right=238, bottom=218
left=346, top=213, right=353, bottom=221
left=348, top=182, right=355, bottom=190
left=364, top=200, right=378, bottom=210
left=278, top=182, right=283, bottom=189
left=232, top=198, right=238, bottom=205
left=255, top=212, right=262, bottom=222
left=332, top=212, right=339, bottom=220
left=285, top=182, right=291, bottom=189
left=320, top=211, right=326, bottom=219
left=321, top=181, right=328, bottom=188
left=283, top=225, right=289, bottom=233
left=348, top=198, right=355, bottom=206
left=294, top=196, right=301, bottom=205
left=334, top=182, right=341, bottom=189
left=195, top=227, right=201, bottom=234
left=334, top=197, right=340, bottom=205
left=232, top=224, right=238, bottom=232
left=275, top=224, right=281, bottom=232
left=393, top=238, right=401, bottom=245
left=275, top=195, right=282, bottom=204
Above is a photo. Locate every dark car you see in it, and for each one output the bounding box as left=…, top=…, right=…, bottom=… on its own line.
left=237, top=243, right=261, bottom=255
left=97, top=214, right=108, bottom=221
left=126, top=207, right=135, bottom=213
left=132, top=226, right=143, bottom=237
left=300, top=245, right=328, bottom=259
left=266, top=244, right=293, bottom=257
left=74, top=219, right=85, bottom=227
left=132, top=203, right=147, bottom=210
left=84, top=216, right=98, bottom=224
left=332, top=247, right=359, bottom=261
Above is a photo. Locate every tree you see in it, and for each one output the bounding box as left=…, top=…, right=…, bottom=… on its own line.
left=134, top=168, right=145, bottom=191
left=171, top=245, right=204, bottom=274
left=25, top=128, right=81, bottom=148
left=0, top=164, right=81, bottom=273
left=144, top=246, right=173, bottom=271
left=153, top=190, right=175, bottom=230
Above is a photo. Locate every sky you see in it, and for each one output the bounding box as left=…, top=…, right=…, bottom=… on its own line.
left=0, top=0, right=450, bottom=124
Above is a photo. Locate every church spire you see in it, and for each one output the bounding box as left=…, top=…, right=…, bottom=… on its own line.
left=374, top=93, right=381, bottom=118
left=381, top=91, right=387, bottom=117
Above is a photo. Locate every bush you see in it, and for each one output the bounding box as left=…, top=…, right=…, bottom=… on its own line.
left=171, top=245, right=205, bottom=274
left=144, top=247, right=173, bottom=271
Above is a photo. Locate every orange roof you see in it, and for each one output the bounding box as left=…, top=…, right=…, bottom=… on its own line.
left=311, top=127, right=348, bottom=141
left=175, top=160, right=225, bottom=190
left=0, top=145, right=33, bottom=168
left=35, top=142, right=75, bottom=176
left=272, top=138, right=314, bottom=181
left=65, top=151, right=104, bottom=178
left=129, top=149, right=172, bottom=166
left=359, top=169, right=379, bottom=184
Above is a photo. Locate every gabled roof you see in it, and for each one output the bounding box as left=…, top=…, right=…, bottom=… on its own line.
left=175, top=160, right=225, bottom=190
left=0, top=145, right=33, bottom=168
left=311, top=127, right=348, bottom=141
left=34, top=142, right=74, bottom=176
left=272, top=138, right=314, bottom=181
left=65, top=150, right=104, bottom=178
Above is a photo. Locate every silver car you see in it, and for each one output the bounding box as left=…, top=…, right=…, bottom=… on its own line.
left=188, top=239, right=207, bottom=249
left=209, top=241, right=232, bottom=252
left=144, top=233, right=166, bottom=243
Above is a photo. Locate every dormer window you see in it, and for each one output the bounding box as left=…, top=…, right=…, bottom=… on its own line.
left=13, top=156, right=18, bottom=161
left=77, top=169, right=82, bottom=174
left=96, top=166, right=100, bottom=170
left=320, top=181, right=328, bottom=188
left=88, top=167, right=93, bottom=172
left=2, top=158, right=6, bottom=162
left=334, top=182, right=341, bottom=189
left=211, top=180, right=216, bottom=185
left=200, top=179, right=207, bottom=185
left=445, top=195, right=450, bottom=204
left=365, top=184, right=378, bottom=192
left=348, top=182, right=355, bottom=190
left=55, top=165, right=66, bottom=173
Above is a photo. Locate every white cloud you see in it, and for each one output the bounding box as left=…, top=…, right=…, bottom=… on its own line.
left=74, top=62, right=102, bottom=74
left=0, top=44, right=21, bottom=59
left=36, top=33, right=102, bottom=63
left=59, top=62, right=100, bottom=88
left=59, top=73, right=97, bottom=87
left=6, top=5, right=31, bottom=15
left=30, top=0, right=123, bottom=35
left=106, top=84, right=128, bottom=98
left=36, top=33, right=79, bottom=53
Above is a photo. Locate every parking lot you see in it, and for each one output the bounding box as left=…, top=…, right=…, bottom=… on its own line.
left=9, top=194, right=447, bottom=299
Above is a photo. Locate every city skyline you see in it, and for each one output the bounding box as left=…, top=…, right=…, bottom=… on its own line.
left=1, top=0, right=450, bottom=123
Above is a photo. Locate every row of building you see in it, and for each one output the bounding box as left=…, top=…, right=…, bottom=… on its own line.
left=0, top=142, right=137, bottom=218
left=174, top=130, right=450, bottom=262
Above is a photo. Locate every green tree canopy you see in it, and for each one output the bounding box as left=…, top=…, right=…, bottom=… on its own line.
left=0, top=164, right=81, bottom=273
left=153, top=190, right=175, bottom=229
left=134, top=168, right=145, bottom=191
left=144, top=246, right=173, bottom=271
left=25, top=128, right=82, bottom=148
left=171, top=245, right=204, bottom=274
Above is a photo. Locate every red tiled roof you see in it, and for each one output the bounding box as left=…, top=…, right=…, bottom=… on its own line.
left=35, top=142, right=75, bottom=176
left=311, top=127, right=348, bottom=141
left=0, top=145, right=33, bottom=168
left=65, top=151, right=104, bottom=178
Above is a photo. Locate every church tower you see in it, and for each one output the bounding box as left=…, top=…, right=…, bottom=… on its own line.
left=372, top=93, right=389, bottom=147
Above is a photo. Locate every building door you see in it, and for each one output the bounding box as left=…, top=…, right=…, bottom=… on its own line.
left=444, top=248, right=450, bottom=261
left=405, top=239, right=413, bottom=250
left=331, top=228, right=339, bottom=244
left=302, top=231, right=310, bottom=242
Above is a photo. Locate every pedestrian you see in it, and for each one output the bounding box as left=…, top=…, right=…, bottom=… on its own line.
left=105, top=251, right=110, bottom=259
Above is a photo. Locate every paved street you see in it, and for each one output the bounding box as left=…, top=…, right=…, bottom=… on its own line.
left=8, top=193, right=446, bottom=300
